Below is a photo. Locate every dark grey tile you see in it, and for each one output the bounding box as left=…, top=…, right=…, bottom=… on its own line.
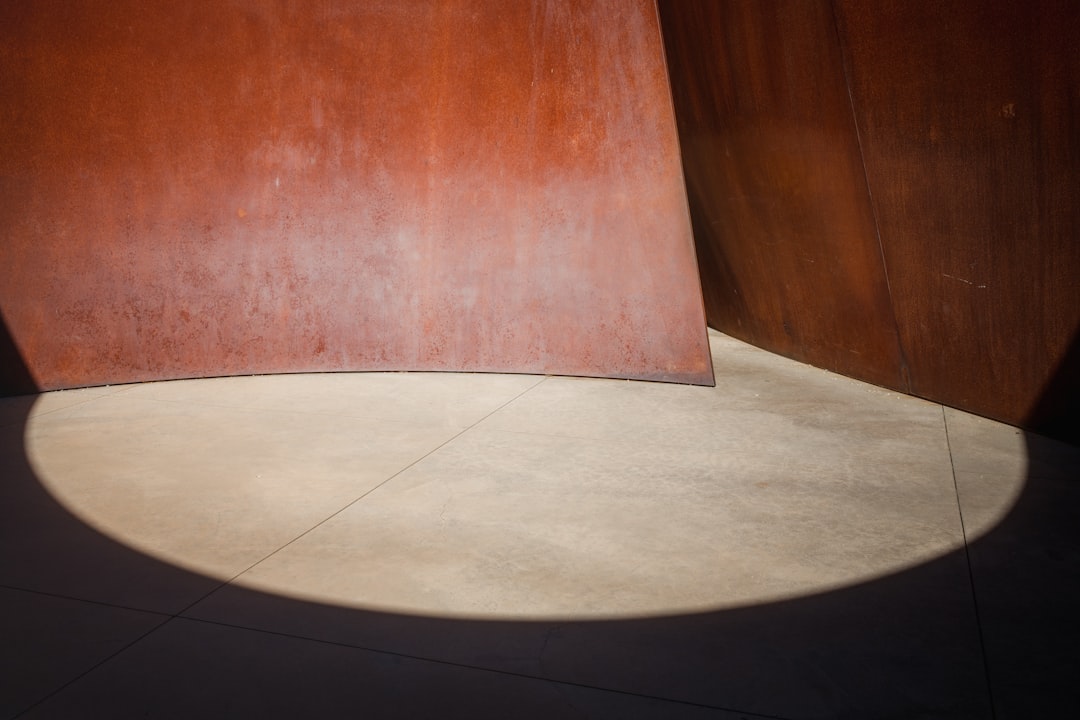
left=0, top=587, right=166, bottom=718
left=957, top=448, right=1080, bottom=718
left=25, top=618, right=741, bottom=720
left=187, top=549, right=991, bottom=720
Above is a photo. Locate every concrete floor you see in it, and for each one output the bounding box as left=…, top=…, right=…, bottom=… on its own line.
left=2, top=330, right=1077, bottom=719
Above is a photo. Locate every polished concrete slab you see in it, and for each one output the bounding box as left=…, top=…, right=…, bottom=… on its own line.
left=2, top=330, right=1077, bottom=719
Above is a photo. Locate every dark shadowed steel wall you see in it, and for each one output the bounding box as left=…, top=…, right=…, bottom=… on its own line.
left=660, top=0, right=1079, bottom=439
left=833, top=0, right=1080, bottom=438
left=658, top=0, right=906, bottom=391
left=1, top=0, right=713, bottom=391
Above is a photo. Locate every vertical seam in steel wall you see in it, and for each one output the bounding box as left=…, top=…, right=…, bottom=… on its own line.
left=829, top=0, right=912, bottom=393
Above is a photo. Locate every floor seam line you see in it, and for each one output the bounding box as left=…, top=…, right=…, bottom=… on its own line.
left=0, top=583, right=174, bottom=617
left=18, top=392, right=116, bottom=422
left=171, top=614, right=786, bottom=719
left=178, top=375, right=552, bottom=610
left=104, top=394, right=468, bottom=424
left=11, top=615, right=176, bottom=719
left=943, top=406, right=997, bottom=719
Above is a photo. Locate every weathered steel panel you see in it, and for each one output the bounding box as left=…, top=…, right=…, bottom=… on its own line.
left=833, top=0, right=1080, bottom=431
left=657, top=0, right=907, bottom=392
left=0, top=0, right=712, bottom=392
left=659, top=0, right=1079, bottom=437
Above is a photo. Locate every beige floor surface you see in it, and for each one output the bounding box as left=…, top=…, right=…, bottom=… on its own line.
left=2, top=330, right=1078, bottom=719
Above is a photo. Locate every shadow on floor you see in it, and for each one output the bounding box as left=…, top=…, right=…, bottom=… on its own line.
left=1, top=319, right=1078, bottom=719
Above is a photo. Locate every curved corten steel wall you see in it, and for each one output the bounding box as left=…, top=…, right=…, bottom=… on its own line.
left=0, top=1, right=713, bottom=392
left=660, top=0, right=1079, bottom=441
left=658, top=0, right=906, bottom=392
left=834, top=0, right=1080, bottom=440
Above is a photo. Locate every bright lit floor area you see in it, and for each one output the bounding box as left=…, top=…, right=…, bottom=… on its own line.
left=2, top=330, right=1077, bottom=719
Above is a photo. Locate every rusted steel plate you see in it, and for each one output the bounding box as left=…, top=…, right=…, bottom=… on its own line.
left=833, top=0, right=1080, bottom=430
left=0, top=1, right=712, bottom=392
left=657, top=0, right=907, bottom=392
left=660, top=0, right=1079, bottom=437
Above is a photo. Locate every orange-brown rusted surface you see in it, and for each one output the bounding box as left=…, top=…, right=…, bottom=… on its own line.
left=833, top=0, right=1080, bottom=434
left=659, top=0, right=1078, bottom=439
left=0, top=1, right=713, bottom=392
left=658, top=0, right=907, bottom=391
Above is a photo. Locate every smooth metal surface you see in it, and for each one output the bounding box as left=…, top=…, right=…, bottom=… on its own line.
left=658, top=0, right=907, bottom=392
left=833, top=0, right=1080, bottom=434
left=660, top=0, right=1079, bottom=438
left=0, top=0, right=713, bottom=392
